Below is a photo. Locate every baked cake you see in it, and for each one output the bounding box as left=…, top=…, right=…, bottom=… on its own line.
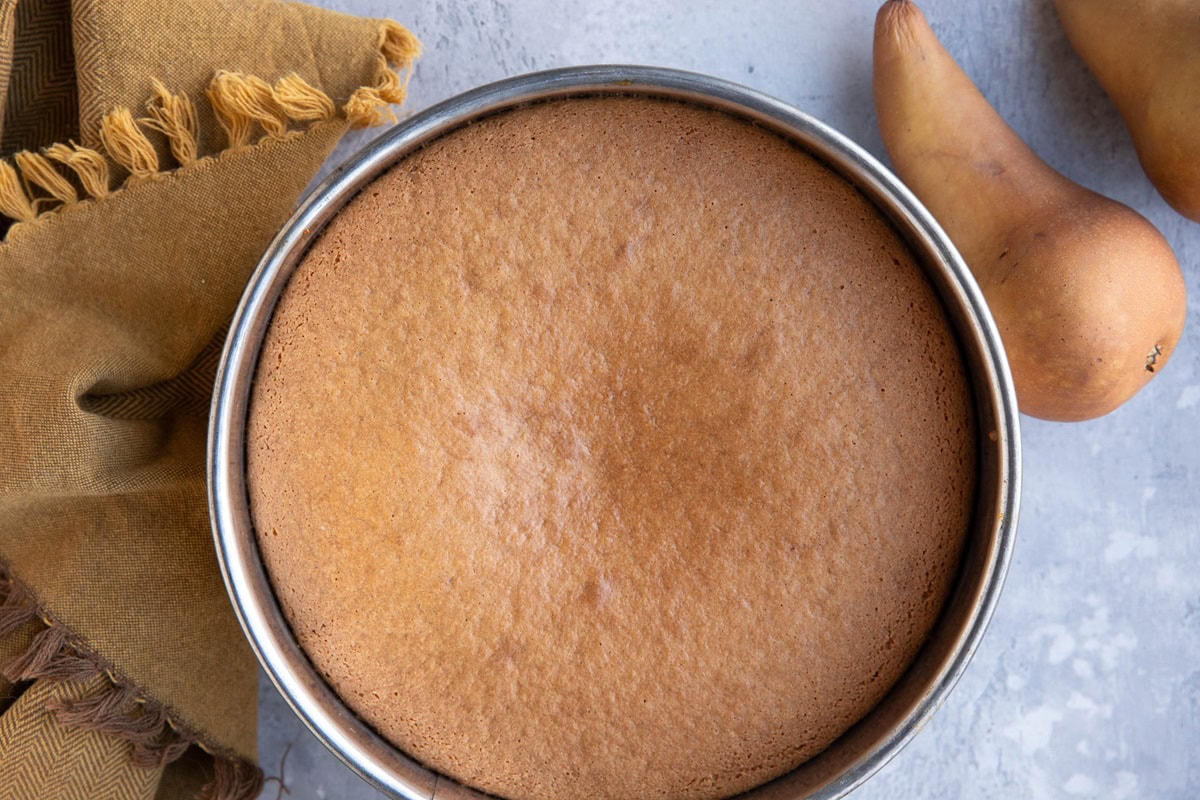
left=248, top=95, right=976, bottom=800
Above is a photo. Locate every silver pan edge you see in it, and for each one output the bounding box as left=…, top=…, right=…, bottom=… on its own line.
left=207, top=65, right=1021, bottom=800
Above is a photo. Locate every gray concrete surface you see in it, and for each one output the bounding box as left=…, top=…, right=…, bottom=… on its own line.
left=256, top=1, right=1200, bottom=797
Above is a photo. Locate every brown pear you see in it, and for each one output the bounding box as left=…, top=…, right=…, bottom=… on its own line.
left=1054, top=0, right=1200, bottom=222
left=873, top=0, right=1187, bottom=422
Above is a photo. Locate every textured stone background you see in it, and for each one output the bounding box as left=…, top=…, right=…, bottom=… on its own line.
left=256, top=1, right=1200, bottom=797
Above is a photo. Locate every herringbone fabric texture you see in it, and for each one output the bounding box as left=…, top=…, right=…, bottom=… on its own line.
left=1, top=0, right=77, bottom=154
left=0, top=0, right=419, bottom=797
left=0, top=677, right=161, bottom=800
left=80, top=328, right=227, bottom=422
left=0, top=1, right=19, bottom=142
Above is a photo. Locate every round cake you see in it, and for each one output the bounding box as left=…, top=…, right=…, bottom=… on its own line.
left=248, top=95, right=976, bottom=800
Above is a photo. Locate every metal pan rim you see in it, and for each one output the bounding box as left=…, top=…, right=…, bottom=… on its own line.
left=208, top=65, right=1021, bottom=800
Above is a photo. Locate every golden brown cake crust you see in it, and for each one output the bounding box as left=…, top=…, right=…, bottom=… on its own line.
left=248, top=96, right=976, bottom=800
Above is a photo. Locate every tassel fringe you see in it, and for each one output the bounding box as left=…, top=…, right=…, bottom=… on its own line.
left=201, top=757, right=266, bottom=800
left=14, top=151, right=78, bottom=206
left=0, top=18, right=420, bottom=231
left=1, top=626, right=71, bottom=682
left=273, top=74, right=336, bottom=122
left=99, top=108, right=161, bottom=178
left=44, top=143, right=112, bottom=198
left=209, top=72, right=290, bottom=149
left=143, top=80, right=200, bottom=166
left=0, top=563, right=263, bottom=800
left=0, top=161, right=36, bottom=222
left=344, top=20, right=421, bottom=129
left=0, top=580, right=38, bottom=636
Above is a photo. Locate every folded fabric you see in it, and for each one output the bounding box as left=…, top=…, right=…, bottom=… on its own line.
left=0, top=1, right=419, bottom=797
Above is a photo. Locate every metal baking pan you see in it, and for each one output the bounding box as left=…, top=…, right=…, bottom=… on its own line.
left=209, top=65, right=1021, bottom=800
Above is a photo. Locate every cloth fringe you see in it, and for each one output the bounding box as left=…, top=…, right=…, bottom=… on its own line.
left=0, top=579, right=39, bottom=636
left=99, top=108, right=161, bottom=178
left=143, top=80, right=200, bottom=166
left=0, top=18, right=419, bottom=230
left=44, top=142, right=112, bottom=198
left=0, top=160, right=36, bottom=222
left=343, top=20, right=421, bottom=129
left=14, top=150, right=78, bottom=206
left=202, top=758, right=267, bottom=800
left=0, top=564, right=263, bottom=800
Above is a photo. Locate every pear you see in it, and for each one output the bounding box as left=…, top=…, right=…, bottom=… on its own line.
left=873, top=0, right=1187, bottom=422
left=1053, top=0, right=1200, bottom=223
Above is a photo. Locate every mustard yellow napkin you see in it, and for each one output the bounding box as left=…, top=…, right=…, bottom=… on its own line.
left=0, top=1, right=419, bottom=797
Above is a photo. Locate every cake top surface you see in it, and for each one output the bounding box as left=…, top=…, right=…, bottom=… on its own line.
left=248, top=95, right=976, bottom=800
